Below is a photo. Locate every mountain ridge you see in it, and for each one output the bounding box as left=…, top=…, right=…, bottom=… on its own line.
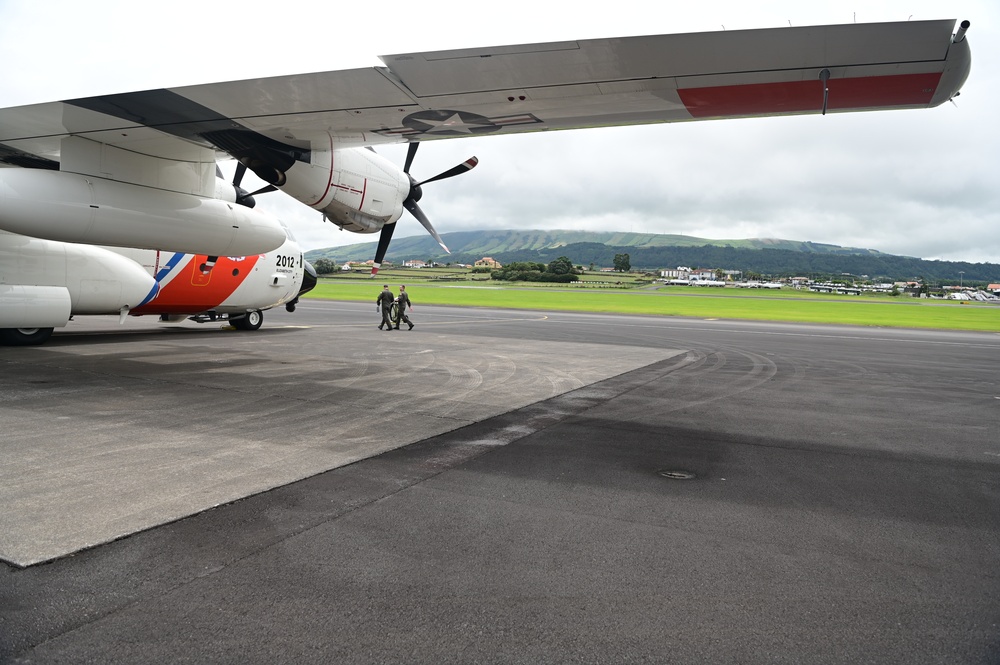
left=304, top=230, right=998, bottom=282
left=305, top=229, right=895, bottom=262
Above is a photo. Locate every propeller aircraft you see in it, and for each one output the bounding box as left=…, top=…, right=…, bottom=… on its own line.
left=0, top=217, right=316, bottom=346
left=0, top=19, right=972, bottom=344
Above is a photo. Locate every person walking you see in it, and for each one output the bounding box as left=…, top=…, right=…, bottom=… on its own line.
left=394, top=285, right=414, bottom=330
left=376, top=284, right=395, bottom=330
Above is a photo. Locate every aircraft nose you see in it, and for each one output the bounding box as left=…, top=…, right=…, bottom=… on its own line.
left=298, top=260, right=318, bottom=296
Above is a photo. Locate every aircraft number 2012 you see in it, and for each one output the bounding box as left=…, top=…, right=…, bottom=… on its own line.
left=275, top=254, right=302, bottom=268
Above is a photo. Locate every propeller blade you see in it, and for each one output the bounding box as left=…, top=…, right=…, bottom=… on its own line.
left=415, top=157, right=479, bottom=187
left=371, top=222, right=397, bottom=276
left=394, top=145, right=470, bottom=259
left=403, top=142, right=419, bottom=174
left=404, top=199, right=450, bottom=253
left=248, top=184, right=278, bottom=197
left=234, top=162, right=247, bottom=188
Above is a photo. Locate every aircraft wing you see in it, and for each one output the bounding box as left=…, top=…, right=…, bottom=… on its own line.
left=0, top=19, right=971, bottom=186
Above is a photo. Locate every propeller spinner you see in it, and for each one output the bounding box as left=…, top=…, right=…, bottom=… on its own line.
left=371, top=143, right=478, bottom=276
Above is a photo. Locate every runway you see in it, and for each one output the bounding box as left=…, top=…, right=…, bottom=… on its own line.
left=2, top=300, right=999, bottom=663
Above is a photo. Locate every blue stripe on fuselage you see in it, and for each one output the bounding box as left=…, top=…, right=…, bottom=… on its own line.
left=155, top=252, right=186, bottom=282
left=138, top=281, right=160, bottom=306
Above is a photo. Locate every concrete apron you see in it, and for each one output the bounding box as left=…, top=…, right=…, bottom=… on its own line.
left=0, top=329, right=682, bottom=566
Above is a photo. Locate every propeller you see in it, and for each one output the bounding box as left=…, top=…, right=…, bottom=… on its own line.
left=232, top=162, right=278, bottom=208
left=371, top=143, right=478, bottom=276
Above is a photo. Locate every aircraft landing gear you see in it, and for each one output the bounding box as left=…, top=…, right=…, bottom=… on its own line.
left=230, top=309, right=263, bottom=331
left=0, top=327, right=54, bottom=346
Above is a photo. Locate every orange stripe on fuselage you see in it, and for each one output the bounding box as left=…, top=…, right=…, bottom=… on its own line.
left=133, top=254, right=263, bottom=314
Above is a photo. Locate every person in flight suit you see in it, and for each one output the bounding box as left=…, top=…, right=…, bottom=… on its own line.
left=394, top=285, right=414, bottom=330
left=376, top=284, right=395, bottom=331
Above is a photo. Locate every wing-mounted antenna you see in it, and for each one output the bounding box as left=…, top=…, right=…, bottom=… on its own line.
left=954, top=20, right=970, bottom=43
left=819, top=69, right=831, bottom=115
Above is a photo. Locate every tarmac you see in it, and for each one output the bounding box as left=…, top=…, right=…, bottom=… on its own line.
left=1, top=299, right=999, bottom=663
left=1, top=307, right=679, bottom=567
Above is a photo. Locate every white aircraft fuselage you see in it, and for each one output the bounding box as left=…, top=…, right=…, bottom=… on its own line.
left=0, top=214, right=315, bottom=345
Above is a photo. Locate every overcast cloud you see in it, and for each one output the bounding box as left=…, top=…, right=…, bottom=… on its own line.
left=1, top=0, right=996, bottom=262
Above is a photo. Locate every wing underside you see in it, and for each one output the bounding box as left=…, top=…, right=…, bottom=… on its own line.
left=0, top=19, right=970, bottom=191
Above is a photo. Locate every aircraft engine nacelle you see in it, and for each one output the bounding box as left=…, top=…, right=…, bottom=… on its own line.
left=0, top=169, right=287, bottom=256
left=275, top=146, right=408, bottom=234
left=0, top=231, right=158, bottom=329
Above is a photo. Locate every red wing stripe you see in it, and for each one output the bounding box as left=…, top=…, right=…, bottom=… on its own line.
left=679, top=73, right=943, bottom=118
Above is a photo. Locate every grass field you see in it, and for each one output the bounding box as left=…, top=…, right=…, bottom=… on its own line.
left=309, top=276, right=1000, bottom=332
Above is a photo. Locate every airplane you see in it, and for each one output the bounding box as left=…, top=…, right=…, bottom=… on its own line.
left=0, top=217, right=316, bottom=345
left=113, top=221, right=316, bottom=329
left=0, top=19, right=972, bottom=344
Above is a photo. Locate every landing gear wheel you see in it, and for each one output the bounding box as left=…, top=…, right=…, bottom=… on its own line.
left=389, top=302, right=399, bottom=324
left=231, top=310, right=263, bottom=331
left=0, top=327, right=54, bottom=346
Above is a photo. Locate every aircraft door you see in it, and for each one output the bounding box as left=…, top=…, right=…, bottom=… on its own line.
left=191, top=255, right=214, bottom=286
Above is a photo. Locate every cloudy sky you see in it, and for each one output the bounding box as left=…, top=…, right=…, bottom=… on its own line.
left=1, top=0, right=997, bottom=262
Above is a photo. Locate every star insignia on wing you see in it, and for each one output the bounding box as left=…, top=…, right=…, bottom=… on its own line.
left=402, top=110, right=498, bottom=136
left=373, top=110, right=544, bottom=138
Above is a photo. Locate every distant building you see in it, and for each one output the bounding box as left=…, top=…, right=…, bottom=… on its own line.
left=988, top=284, right=1000, bottom=294
left=341, top=260, right=378, bottom=270
left=476, top=257, right=502, bottom=268
left=690, top=269, right=717, bottom=281
left=404, top=259, right=427, bottom=268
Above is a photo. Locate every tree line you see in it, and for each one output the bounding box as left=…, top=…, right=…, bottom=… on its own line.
left=491, top=257, right=579, bottom=282
left=310, top=242, right=999, bottom=284
left=449, top=243, right=999, bottom=284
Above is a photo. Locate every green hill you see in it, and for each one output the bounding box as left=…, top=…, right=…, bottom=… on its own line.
left=306, top=229, right=890, bottom=262
left=304, top=229, right=999, bottom=284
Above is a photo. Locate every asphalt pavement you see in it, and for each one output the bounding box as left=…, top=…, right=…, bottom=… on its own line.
left=1, top=300, right=998, bottom=663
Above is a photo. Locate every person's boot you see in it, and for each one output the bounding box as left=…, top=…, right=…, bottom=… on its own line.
left=408, top=322, right=414, bottom=330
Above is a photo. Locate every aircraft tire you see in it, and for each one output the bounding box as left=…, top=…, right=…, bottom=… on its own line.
left=232, top=310, right=263, bottom=331
left=0, top=327, right=54, bottom=346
